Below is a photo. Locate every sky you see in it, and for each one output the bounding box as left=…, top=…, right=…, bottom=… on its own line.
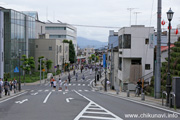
left=0, top=0, right=180, bottom=42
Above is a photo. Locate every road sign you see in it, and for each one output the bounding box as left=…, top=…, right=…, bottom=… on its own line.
left=54, top=66, right=57, bottom=68
left=42, top=69, right=45, bottom=72
left=14, top=67, right=19, bottom=73
left=103, top=54, right=106, bottom=68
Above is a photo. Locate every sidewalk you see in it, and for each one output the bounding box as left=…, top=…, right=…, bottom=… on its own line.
left=92, top=75, right=180, bottom=113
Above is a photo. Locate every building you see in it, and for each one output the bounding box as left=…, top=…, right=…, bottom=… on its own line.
left=0, top=8, right=4, bottom=79
left=36, top=21, right=77, bottom=55
left=118, top=25, right=154, bottom=91
left=83, top=48, right=95, bottom=64
left=34, top=37, right=69, bottom=72
left=0, top=7, right=36, bottom=77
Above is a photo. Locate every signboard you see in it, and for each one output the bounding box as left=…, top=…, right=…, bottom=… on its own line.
left=42, top=69, right=45, bottom=72
left=14, top=67, right=19, bottom=73
left=103, top=54, right=106, bottom=68
left=149, top=33, right=155, bottom=49
left=54, top=66, right=57, bottom=68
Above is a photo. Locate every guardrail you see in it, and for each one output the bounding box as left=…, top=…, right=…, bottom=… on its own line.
left=162, top=91, right=167, bottom=106
left=169, top=92, right=176, bottom=109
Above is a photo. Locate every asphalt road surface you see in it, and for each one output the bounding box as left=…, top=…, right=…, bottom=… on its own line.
left=0, top=69, right=179, bottom=120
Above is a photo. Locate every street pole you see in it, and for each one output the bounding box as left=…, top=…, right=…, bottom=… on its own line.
left=166, top=8, right=174, bottom=106
left=105, top=67, right=107, bottom=91
left=110, top=44, right=113, bottom=89
left=155, top=0, right=161, bottom=98
left=18, top=49, right=21, bottom=91
left=40, top=59, right=42, bottom=85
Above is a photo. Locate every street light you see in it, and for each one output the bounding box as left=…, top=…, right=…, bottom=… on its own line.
left=40, top=58, right=46, bottom=85
left=166, top=8, right=174, bottom=106
left=18, top=49, right=21, bottom=91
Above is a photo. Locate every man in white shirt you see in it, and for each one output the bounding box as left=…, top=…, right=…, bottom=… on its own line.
left=0, top=78, right=3, bottom=94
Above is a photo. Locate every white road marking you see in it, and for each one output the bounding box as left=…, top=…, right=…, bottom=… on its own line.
left=88, top=84, right=90, bottom=86
left=31, top=92, right=38, bottom=95
left=52, top=90, right=55, bottom=92
left=38, top=90, right=42, bottom=92
left=78, top=90, right=82, bottom=92
left=63, top=92, right=68, bottom=94
left=69, top=84, right=71, bottom=86
left=84, top=111, right=109, bottom=114
left=43, top=92, right=52, bottom=103
left=78, top=84, right=81, bottom=86
left=58, top=90, right=62, bottom=92
left=45, top=90, right=49, bottom=92
left=73, top=84, right=76, bottom=86
left=0, top=92, right=27, bottom=104
left=74, top=90, right=122, bottom=120
left=30, top=90, right=34, bottom=92
left=82, top=84, right=85, bottom=86
left=66, top=98, right=74, bottom=103
left=15, top=99, right=28, bottom=104
left=65, top=89, right=69, bottom=92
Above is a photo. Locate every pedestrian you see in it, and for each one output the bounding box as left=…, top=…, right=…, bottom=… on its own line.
left=68, top=73, right=71, bottom=83
left=64, top=80, right=68, bottom=90
left=3, top=79, right=10, bottom=96
left=58, top=78, right=62, bottom=90
left=13, top=78, right=17, bottom=90
left=90, top=68, right=92, bottom=75
left=73, top=70, right=75, bottom=76
left=0, top=78, right=3, bottom=96
left=76, top=72, right=78, bottom=81
left=50, top=77, right=54, bottom=87
left=9, top=80, right=13, bottom=91
left=53, top=79, right=56, bottom=90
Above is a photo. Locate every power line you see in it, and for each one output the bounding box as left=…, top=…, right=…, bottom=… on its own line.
left=69, top=24, right=121, bottom=29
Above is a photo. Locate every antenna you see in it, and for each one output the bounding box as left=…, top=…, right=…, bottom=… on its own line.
left=57, top=20, right=62, bottom=23
left=134, top=12, right=141, bottom=25
left=47, top=20, right=52, bottom=23
left=127, top=8, right=137, bottom=26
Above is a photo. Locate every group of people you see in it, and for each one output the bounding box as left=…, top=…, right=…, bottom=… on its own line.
left=0, top=78, right=17, bottom=96
left=50, top=76, right=68, bottom=90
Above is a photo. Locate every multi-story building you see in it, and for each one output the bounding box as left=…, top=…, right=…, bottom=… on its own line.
left=36, top=21, right=77, bottom=55
left=83, top=48, right=95, bottom=64
left=0, top=8, right=4, bottom=79
left=35, top=36, right=69, bottom=72
left=0, top=7, right=37, bottom=77
left=118, top=25, right=154, bottom=91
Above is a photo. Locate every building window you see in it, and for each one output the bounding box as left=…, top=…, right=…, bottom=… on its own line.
left=45, top=27, right=66, bottom=30
left=131, top=59, right=141, bottom=65
left=119, top=35, right=122, bottom=49
left=119, top=57, right=122, bottom=70
left=123, top=34, right=131, bottom=49
left=145, top=64, right=150, bottom=70
left=145, top=38, right=149, bottom=44
left=49, top=46, right=52, bottom=51
left=36, top=45, right=38, bottom=48
left=59, top=46, right=61, bottom=53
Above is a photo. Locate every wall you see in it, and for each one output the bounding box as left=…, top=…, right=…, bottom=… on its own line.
left=0, top=9, right=4, bottom=78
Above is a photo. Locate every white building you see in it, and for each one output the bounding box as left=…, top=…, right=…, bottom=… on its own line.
left=83, top=48, right=95, bottom=64
left=118, top=25, right=154, bottom=91
left=0, top=9, right=4, bottom=79
left=36, top=21, right=77, bottom=55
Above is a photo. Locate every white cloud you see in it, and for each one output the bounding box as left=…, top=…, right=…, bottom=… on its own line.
left=1, top=0, right=180, bottom=42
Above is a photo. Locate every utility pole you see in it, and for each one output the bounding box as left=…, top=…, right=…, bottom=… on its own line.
left=110, top=44, right=113, bottom=89
left=155, top=0, right=161, bottom=98
left=63, top=42, right=64, bottom=71
left=18, top=49, right=21, bottom=91
left=134, top=12, right=141, bottom=25
left=127, top=8, right=137, bottom=26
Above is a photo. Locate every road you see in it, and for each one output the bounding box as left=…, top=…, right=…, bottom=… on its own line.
left=0, top=69, right=179, bottom=120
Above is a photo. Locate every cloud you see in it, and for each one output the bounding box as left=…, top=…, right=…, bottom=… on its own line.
left=1, top=0, right=180, bottom=42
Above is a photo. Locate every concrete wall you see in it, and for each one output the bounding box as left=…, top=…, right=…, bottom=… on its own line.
left=0, top=9, right=4, bottom=79
left=34, top=39, right=69, bottom=72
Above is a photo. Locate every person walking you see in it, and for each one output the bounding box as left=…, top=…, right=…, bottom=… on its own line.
left=9, top=80, right=13, bottom=91
left=53, top=79, right=57, bottom=90
left=68, top=73, right=71, bottom=83
left=13, top=78, right=17, bottom=90
left=82, top=74, right=85, bottom=81
left=0, top=78, right=3, bottom=97
left=50, top=77, right=54, bottom=87
left=3, top=79, right=10, bottom=96
left=58, top=78, right=62, bottom=90
left=76, top=72, right=78, bottom=81
left=64, top=80, right=68, bottom=90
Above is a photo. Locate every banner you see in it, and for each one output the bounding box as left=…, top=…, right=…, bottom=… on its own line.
left=103, top=54, right=106, bottom=68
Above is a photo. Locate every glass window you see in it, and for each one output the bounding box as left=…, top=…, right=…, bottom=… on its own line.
left=45, top=27, right=66, bottom=30
left=49, top=46, right=52, bottom=51
left=119, top=57, right=122, bottom=70
left=123, top=34, right=131, bottom=49
left=145, top=64, right=150, bottom=70
left=119, top=35, right=122, bottom=49
left=49, top=35, right=66, bottom=39
left=145, top=38, right=149, bottom=44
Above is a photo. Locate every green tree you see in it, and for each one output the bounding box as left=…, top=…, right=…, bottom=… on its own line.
left=45, top=60, right=53, bottom=72
left=28, top=56, right=35, bottom=74
left=20, top=55, right=31, bottom=82
left=63, top=40, right=76, bottom=63
left=38, top=56, right=45, bottom=71
left=91, top=54, right=96, bottom=61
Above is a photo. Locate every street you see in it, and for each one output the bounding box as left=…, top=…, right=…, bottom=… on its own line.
left=0, top=70, right=179, bottom=120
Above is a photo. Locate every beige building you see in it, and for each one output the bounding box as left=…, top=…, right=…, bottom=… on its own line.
left=34, top=39, right=69, bottom=72
left=83, top=48, right=95, bottom=63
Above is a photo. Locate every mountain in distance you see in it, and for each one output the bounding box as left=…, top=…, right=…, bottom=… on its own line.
left=77, top=37, right=108, bottom=49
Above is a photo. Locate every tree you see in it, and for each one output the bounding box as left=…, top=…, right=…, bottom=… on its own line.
left=20, top=55, right=31, bottom=82
left=46, top=60, right=53, bottom=72
left=28, top=56, right=35, bottom=74
left=38, top=56, right=45, bottom=71
left=63, top=40, right=76, bottom=63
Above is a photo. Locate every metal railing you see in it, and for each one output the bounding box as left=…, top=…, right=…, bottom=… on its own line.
left=169, top=92, right=176, bottom=109
left=162, top=91, right=167, bottom=106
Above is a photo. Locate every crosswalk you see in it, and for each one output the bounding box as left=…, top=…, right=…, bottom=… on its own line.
left=30, top=89, right=94, bottom=93
left=44, top=83, right=91, bottom=87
